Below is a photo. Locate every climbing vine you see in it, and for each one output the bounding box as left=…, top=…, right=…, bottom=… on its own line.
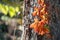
left=30, top=0, right=50, bottom=35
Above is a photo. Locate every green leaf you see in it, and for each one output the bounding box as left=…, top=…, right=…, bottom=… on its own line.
left=44, top=24, right=50, bottom=31
left=9, top=6, right=16, bottom=17
left=1, top=5, right=8, bottom=15
left=1, top=16, right=9, bottom=21
left=5, top=5, right=8, bottom=12
left=44, top=24, right=49, bottom=29
left=15, top=7, right=19, bottom=12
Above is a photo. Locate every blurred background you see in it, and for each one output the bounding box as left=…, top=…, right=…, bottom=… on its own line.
left=0, top=0, right=23, bottom=40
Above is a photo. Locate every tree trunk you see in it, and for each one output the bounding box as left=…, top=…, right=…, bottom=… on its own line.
left=24, top=0, right=60, bottom=40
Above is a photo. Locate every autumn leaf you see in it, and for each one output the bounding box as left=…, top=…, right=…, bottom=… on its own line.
left=39, top=31, right=45, bottom=35
left=30, top=0, right=50, bottom=36
left=32, top=11, right=37, bottom=16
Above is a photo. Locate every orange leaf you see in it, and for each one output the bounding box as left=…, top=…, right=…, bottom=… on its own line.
left=32, top=11, right=37, bottom=16
left=30, top=23, right=35, bottom=28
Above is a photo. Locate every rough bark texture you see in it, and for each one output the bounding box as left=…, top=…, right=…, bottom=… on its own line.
left=24, top=0, right=60, bottom=40
left=38, top=0, right=60, bottom=40
left=45, top=0, right=60, bottom=40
